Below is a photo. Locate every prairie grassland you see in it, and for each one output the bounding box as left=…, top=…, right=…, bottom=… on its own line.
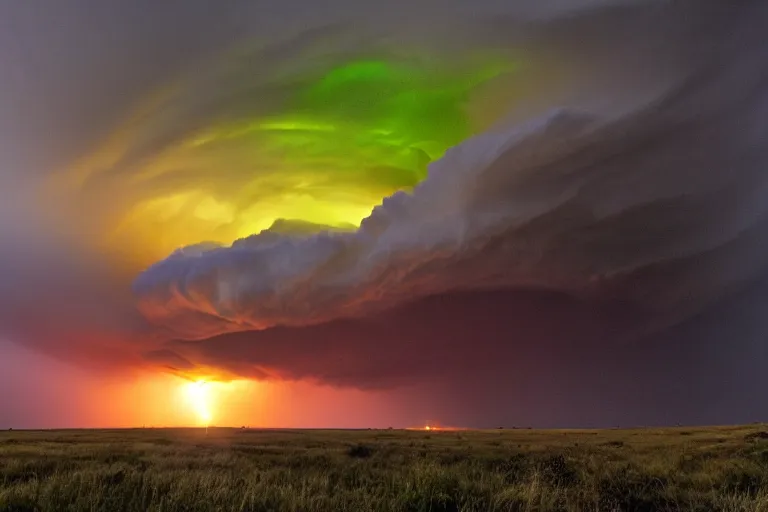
left=1, top=425, right=767, bottom=511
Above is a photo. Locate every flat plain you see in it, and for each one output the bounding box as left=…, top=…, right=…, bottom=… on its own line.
left=1, top=425, right=767, bottom=511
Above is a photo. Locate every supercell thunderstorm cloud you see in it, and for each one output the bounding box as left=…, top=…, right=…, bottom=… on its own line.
left=1, top=0, right=768, bottom=427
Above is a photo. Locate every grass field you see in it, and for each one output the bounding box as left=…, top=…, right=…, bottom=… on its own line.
left=1, top=425, right=768, bottom=511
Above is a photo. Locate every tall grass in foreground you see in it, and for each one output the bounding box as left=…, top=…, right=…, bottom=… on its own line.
left=1, top=425, right=767, bottom=511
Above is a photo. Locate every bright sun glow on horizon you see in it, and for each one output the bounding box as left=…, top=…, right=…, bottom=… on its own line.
left=184, top=381, right=214, bottom=426
left=176, top=378, right=269, bottom=427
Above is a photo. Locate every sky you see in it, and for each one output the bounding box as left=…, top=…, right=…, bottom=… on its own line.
left=1, top=0, right=767, bottom=429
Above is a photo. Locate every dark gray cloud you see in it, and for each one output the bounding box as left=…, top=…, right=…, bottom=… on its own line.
left=150, top=282, right=768, bottom=428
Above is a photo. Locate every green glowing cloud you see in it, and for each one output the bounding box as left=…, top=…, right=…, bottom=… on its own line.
left=192, top=57, right=513, bottom=183
left=66, top=51, right=517, bottom=261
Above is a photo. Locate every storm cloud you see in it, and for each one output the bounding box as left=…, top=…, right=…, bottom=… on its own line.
left=2, top=0, right=767, bottom=427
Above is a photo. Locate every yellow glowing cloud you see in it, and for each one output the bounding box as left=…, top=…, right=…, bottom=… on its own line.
left=46, top=48, right=514, bottom=268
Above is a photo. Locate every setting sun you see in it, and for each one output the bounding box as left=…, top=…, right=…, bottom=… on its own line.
left=184, top=381, right=213, bottom=426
